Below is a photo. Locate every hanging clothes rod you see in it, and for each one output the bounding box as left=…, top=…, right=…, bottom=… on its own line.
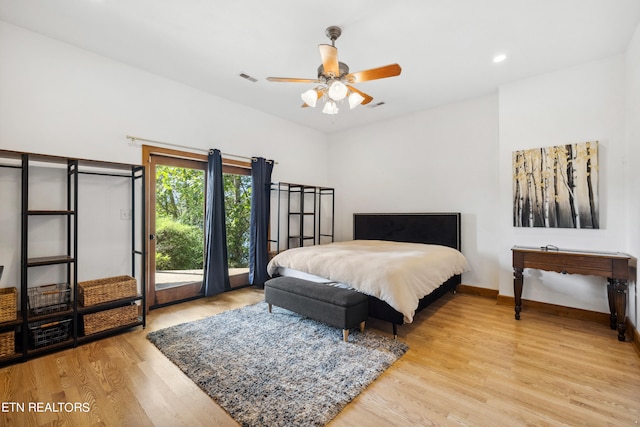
left=126, top=135, right=276, bottom=164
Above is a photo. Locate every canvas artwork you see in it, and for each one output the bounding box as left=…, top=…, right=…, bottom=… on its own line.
left=513, top=141, right=599, bottom=229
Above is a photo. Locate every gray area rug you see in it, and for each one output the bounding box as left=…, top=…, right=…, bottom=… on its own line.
left=147, top=301, right=408, bottom=427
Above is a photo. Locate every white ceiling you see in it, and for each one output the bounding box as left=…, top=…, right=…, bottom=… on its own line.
left=1, top=0, right=639, bottom=134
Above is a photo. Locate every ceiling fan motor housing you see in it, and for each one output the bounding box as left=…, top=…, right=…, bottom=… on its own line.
left=317, top=62, right=350, bottom=80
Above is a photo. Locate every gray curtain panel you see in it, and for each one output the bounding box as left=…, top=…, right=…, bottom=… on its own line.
left=203, top=149, right=230, bottom=296
left=249, top=157, right=274, bottom=286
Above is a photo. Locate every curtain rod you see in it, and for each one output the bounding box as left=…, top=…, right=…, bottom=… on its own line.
left=126, top=135, right=276, bottom=164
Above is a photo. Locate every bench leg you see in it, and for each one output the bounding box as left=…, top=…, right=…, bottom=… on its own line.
left=344, top=321, right=365, bottom=342
left=268, top=303, right=272, bottom=313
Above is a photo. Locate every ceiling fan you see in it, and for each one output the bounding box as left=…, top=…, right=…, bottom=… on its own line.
left=267, top=26, right=402, bottom=115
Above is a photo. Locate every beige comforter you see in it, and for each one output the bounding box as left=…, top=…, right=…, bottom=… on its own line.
left=266, top=240, right=469, bottom=323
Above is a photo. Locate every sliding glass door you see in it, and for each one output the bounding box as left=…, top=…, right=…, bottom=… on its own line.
left=148, top=152, right=206, bottom=307
left=144, top=146, right=252, bottom=309
left=223, top=167, right=251, bottom=288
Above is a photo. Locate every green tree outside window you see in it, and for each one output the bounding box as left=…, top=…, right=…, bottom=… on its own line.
left=155, top=165, right=251, bottom=270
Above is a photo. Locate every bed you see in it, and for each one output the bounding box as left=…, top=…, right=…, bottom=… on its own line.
left=267, top=213, right=468, bottom=336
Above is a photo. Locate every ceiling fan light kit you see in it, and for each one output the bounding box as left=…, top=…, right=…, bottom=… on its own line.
left=327, top=80, right=348, bottom=101
left=322, top=100, right=339, bottom=115
left=268, top=26, right=402, bottom=116
left=348, top=92, right=365, bottom=109
left=301, top=89, right=318, bottom=107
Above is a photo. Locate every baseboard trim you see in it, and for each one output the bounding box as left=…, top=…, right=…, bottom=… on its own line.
left=498, top=292, right=640, bottom=348
left=457, top=284, right=640, bottom=355
left=456, top=284, right=498, bottom=299
left=495, top=293, right=611, bottom=325
left=456, top=284, right=640, bottom=338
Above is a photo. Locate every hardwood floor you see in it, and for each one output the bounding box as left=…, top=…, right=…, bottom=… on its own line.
left=1, top=288, right=639, bottom=426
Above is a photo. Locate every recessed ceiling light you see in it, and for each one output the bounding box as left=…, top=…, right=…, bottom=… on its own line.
left=493, top=54, right=507, bottom=63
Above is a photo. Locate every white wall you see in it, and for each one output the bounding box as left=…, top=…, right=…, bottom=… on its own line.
left=0, top=21, right=329, bottom=183
left=0, top=21, right=330, bottom=288
left=497, top=55, right=628, bottom=314
left=2, top=18, right=639, bottom=332
left=328, top=94, right=500, bottom=289
left=328, top=49, right=637, bottom=323
left=625, top=23, right=640, bottom=331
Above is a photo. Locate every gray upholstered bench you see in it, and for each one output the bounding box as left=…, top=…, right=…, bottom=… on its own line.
left=264, top=276, right=368, bottom=342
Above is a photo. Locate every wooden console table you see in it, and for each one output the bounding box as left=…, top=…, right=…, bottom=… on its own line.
left=512, top=246, right=636, bottom=341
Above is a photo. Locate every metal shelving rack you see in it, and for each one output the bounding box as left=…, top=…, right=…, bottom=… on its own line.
left=21, top=154, right=78, bottom=358
left=269, top=182, right=334, bottom=254
left=0, top=151, right=25, bottom=365
left=318, top=187, right=335, bottom=245
left=287, top=184, right=317, bottom=249
left=0, top=149, right=146, bottom=366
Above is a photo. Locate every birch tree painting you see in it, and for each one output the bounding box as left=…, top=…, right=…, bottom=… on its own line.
left=513, top=141, right=598, bottom=228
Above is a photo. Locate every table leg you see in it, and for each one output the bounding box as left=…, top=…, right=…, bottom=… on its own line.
left=611, top=279, right=628, bottom=342
left=606, top=279, right=617, bottom=330
left=514, top=268, right=523, bottom=320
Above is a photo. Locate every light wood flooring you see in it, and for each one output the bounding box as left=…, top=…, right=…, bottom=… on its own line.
left=1, top=288, right=639, bottom=426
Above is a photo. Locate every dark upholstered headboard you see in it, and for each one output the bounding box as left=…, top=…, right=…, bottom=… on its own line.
left=353, top=213, right=461, bottom=251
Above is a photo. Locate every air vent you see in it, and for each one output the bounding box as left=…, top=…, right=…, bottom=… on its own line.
left=239, top=73, right=258, bottom=83
left=368, top=101, right=385, bottom=108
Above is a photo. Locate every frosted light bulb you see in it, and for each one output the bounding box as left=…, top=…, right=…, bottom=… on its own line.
left=327, top=81, right=347, bottom=101
left=301, top=89, right=318, bottom=107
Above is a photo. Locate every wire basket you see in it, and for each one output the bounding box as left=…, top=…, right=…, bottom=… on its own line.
left=27, top=283, right=71, bottom=316
left=29, top=318, right=72, bottom=348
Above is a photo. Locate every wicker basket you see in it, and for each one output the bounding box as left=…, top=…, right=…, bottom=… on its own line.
left=0, top=287, right=17, bottom=323
left=78, top=275, right=137, bottom=306
left=0, top=331, right=15, bottom=357
left=83, top=304, right=139, bottom=336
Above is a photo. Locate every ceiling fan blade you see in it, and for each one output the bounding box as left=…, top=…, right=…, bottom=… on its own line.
left=267, top=77, right=320, bottom=83
left=346, top=64, right=402, bottom=83
left=319, top=44, right=340, bottom=77
left=346, top=85, right=374, bottom=105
